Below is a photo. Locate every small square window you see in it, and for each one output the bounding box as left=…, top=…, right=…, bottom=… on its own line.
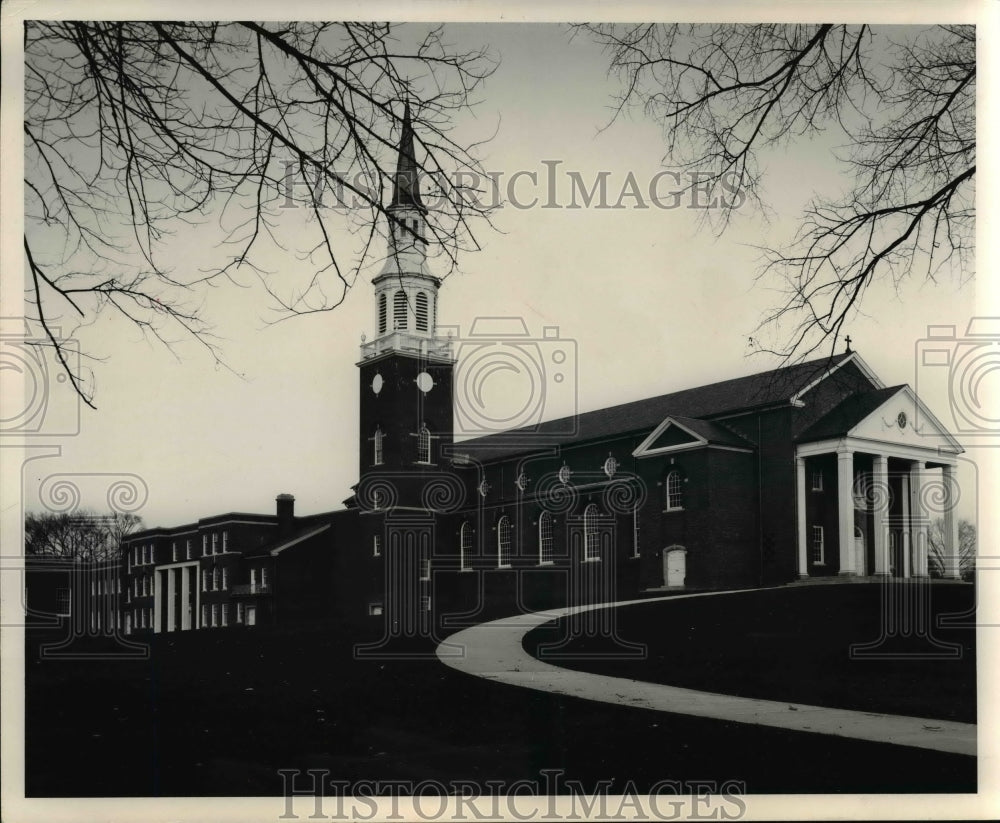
left=368, top=603, right=384, bottom=616
left=811, top=470, right=824, bottom=492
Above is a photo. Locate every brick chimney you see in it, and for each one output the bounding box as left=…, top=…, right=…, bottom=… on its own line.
left=276, top=493, right=295, bottom=537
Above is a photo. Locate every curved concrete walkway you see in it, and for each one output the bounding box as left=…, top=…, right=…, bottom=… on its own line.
left=436, top=590, right=976, bottom=756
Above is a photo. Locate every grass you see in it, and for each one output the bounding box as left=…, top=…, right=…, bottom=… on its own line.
left=523, top=582, right=977, bottom=723
left=23, top=584, right=976, bottom=797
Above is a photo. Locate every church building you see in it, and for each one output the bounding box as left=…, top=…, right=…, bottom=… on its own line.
left=112, top=104, right=966, bottom=639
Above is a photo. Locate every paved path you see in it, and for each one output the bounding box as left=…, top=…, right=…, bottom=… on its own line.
left=435, top=590, right=976, bottom=757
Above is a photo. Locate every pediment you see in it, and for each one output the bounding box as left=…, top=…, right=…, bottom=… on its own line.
left=850, top=387, right=962, bottom=453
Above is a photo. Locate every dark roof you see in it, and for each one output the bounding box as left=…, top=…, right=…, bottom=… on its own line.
left=796, top=385, right=905, bottom=443
left=457, top=353, right=855, bottom=462
left=389, top=101, right=423, bottom=210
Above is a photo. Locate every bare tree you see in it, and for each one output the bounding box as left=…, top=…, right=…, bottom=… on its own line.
left=577, top=23, right=975, bottom=359
left=24, top=22, right=498, bottom=406
left=25, top=509, right=143, bottom=561
left=928, top=517, right=976, bottom=580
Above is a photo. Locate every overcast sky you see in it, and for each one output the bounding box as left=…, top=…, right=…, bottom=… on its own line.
left=8, top=11, right=990, bottom=528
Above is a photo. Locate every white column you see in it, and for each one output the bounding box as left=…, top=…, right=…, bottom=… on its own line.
left=872, top=454, right=889, bottom=576
left=943, top=464, right=961, bottom=579
left=910, top=461, right=929, bottom=577
left=837, top=448, right=856, bottom=575
left=180, top=565, right=191, bottom=630
left=796, top=456, right=809, bottom=578
left=900, top=472, right=911, bottom=578
left=153, top=569, right=163, bottom=633
left=166, top=567, right=177, bottom=631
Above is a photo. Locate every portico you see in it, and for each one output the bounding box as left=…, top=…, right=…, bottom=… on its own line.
left=794, top=386, right=963, bottom=580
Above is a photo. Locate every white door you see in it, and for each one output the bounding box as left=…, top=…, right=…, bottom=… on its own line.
left=246, top=605, right=257, bottom=626
left=664, top=548, right=686, bottom=587
left=854, top=527, right=866, bottom=575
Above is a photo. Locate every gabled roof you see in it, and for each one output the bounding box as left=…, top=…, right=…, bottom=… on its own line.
left=797, top=386, right=906, bottom=443
left=457, top=352, right=857, bottom=462
left=633, top=415, right=754, bottom=457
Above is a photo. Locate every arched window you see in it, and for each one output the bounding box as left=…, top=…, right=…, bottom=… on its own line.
left=497, top=516, right=512, bottom=568
left=459, top=522, right=472, bottom=570
left=373, top=427, right=384, bottom=465
left=393, top=289, right=408, bottom=330
left=378, top=292, right=387, bottom=334
left=584, top=504, right=600, bottom=561
left=417, top=424, right=431, bottom=463
left=415, top=292, right=429, bottom=332
left=538, top=511, right=554, bottom=564
left=665, top=470, right=683, bottom=511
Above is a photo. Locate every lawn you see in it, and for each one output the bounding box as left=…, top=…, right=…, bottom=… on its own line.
left=523, top=582, right=977, bottom=723
left=23, top=584, right=976, bottom=797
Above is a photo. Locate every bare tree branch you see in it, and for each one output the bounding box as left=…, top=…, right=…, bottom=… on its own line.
left=24, top=21, right=499, bottom=405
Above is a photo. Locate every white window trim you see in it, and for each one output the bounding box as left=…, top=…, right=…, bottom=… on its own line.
left=497, top=516, right=512, bottom=569
left=665, top=471, right=684, bottom=512
left=812, top=525, right=826, bottom=565
left=538, top=512, right=554, bottom=566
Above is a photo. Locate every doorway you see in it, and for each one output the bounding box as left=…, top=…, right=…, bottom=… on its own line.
left=663, top=546, right=686, bottom=587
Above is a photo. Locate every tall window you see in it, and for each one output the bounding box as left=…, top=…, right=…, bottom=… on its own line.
left=538, top=512, right=554, bottom=564
left=665, top=471, right=683, bottom=511
left=211, top=533, right=218, bottom=554
left=212, top=568, right=219, bottom=591
left=417, top=425, right=431, bottom=463
left=415, top=292, right=429, bottom=331
left=420, top=552, right=431, bottom=581
left=373, top=427, right=384, bottom=465
left=373, top=534, right=382, bottom=557
left=393, top=289, right=408, bottom=330
left=201, top=605, right=208, bottom=628
left=632, top=504, right=641, bottom=558
left=222, top=567, right=229, bottom=590
left=261, top=568, right=269, bottom=590
left=584, top=504, right=600, bottom=561
left=172, top=542, right=178, bottom=562
left=237, top=602, right=244, bottom=624
left=459, top=522, right=472, bottom=570
left=223, top=531, right=229, bottom=551
left=812, top=526, right=825, bottom=564
left=202, top=535, right=208, bottom=556
left=250, top=568, right=256, bottom=592
left=378, top=292, right=388, bottom=334
left=497, top=516, right=512, bottom=568
left=222, top=604, right=229, bottom=627
left=186, top=539, right=192, bottom=560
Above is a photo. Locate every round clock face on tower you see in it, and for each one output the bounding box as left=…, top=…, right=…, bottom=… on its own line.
left=371, top=374, right=383, bottom=395
left=416, top=372, right=435, bottom=393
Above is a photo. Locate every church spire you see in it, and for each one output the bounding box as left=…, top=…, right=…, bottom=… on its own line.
left=390, top=101, right=424, bottom=211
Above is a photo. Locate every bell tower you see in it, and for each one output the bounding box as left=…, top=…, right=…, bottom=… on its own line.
left=357, top=101, right=455, bottom=482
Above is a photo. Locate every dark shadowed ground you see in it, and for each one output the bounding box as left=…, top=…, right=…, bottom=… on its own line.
left=24, top=583, right=976, bottom=797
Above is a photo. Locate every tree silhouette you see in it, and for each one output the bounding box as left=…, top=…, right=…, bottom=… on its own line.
left=579, top=23, right=974, bottom=359
left=24, top=21, right=497, bottom=406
